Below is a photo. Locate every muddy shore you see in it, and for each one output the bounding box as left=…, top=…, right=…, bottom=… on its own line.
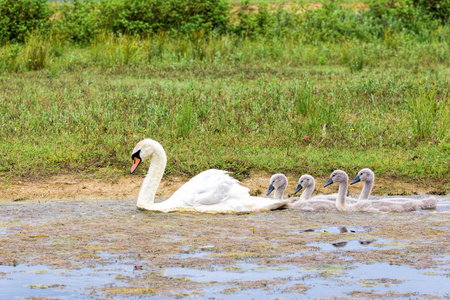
left=0, top=171, right=447, bottom=203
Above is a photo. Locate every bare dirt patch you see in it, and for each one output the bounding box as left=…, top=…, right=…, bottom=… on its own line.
left=230, top=1, right=368, bottom=16
left=0, top=171, right=443, bottom=203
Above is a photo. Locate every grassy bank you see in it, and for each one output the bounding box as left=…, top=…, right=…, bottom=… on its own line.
left=0, top=35, right=449, bottom=188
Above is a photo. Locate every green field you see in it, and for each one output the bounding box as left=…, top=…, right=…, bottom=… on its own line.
left=0, top=0, right=449, bottom=191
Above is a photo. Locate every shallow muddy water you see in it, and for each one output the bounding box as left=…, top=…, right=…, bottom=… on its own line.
left=0, top=198, right=449, bottom=299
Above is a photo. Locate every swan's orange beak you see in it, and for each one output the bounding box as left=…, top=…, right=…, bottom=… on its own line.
left=130, top=157, right=141, bottom=174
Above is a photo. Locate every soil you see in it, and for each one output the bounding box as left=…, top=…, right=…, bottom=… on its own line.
left=0, top=171, right=444, bottom=203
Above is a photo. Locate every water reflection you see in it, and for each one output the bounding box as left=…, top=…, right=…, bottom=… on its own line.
left=293, top=225, right=369, bottom=234
left=309, top=238, right=392, bottom=252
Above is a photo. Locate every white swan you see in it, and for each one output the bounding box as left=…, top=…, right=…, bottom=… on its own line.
left=130, top=139, right=289, bottom=213
left=294, top=174, right=357, bottom=203
left=267, top=174, right=337, bottom=211
left=324, top=170, right=420, bottom=212
left=350, top=168, right=437, bottom=209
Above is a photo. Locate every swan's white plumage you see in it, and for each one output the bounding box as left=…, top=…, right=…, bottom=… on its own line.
left=131, top=139, right=288, bottom=213
left=325, top=170, right=420, bottom=212
left=350, top=168, right=437, bottom=209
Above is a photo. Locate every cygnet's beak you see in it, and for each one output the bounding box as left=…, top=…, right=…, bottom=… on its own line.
left=294, top=184, right=303, bottom=194
left=350, top=175, right=361, bottom=185
left=324, top=177, right=334, bottom=187
left=266, top=184, right=275, bottom=196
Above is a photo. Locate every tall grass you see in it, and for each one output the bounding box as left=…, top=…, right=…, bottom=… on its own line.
left=1, top=61, right=449, bottom=181
left=407, top=87, right=450, bottom=140
left=24, top=34, right=48, bottom=70
left=1, top=30, right=448, bottom=74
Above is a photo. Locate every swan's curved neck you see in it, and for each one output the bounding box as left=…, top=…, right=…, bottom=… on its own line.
left=359, top=179, right=373, bottom=201
left=300, top=184, right=314, bottom=200
left=136, top=147, right=167, bottom=209
left=336, top=177, right=349, bottom=210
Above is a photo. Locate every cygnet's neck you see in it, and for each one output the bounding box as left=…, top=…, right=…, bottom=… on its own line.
left=300, top=183, right=314, bottom=200
left=336, top=176, right=349, bottom=211
left=136, top=148, right=167, bottom=209
left=273, top=186, right=285, bottom=200
left=359, top=178, right=374, bottom=201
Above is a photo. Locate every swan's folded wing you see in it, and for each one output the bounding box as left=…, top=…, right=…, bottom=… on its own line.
left=287, top=199, right=336, bottom=211
left=354, top=200, right=419, bottom=212
left=382, top=196, right=438, bottom=209
left=168, top=169, right=249, bottom=207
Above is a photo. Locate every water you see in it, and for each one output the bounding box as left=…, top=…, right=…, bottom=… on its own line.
left=436, top=200, right=450, bottom=212
left=318, top=225, right=369, bottom=233
left=2, top=259, right=448, bottom=299
left=0, top=263, right=133, bottom=300
left=307, top=238, right=395, bottom=252
left=290, top=225, right=370, bottom=234
left=1, top=197, right=449, bottom=299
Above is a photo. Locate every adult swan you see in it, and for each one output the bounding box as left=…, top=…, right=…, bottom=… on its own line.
left=130, top=139, right=289, bottom=213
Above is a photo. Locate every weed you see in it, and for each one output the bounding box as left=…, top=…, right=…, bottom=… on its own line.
left=406, top=86, right=449, bottom=141
left=24, top=35, right=48, bottom=70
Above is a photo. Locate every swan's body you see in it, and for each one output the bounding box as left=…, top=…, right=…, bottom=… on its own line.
left=350, top=168, right=437, bottom=209
left=130, top=139, right=289, bottom=213
left=294, top=174, right=357, bottom=203
left=267, top=174, right=338, bottom=211
left=324, top=170, right=420, bottom=212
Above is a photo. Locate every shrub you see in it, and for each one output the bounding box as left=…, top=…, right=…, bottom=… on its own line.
left=52, top=0, right=99, bottom=44
left=367, top=0, right=446, bottom=36
left=234, top=3, right=272, bottom=36
left=0, top=0, right=51, bottom=44
left=300, top=1, right=372, bottom=42
left=97, top=0, right=230, bottom=36
left=412, top=0, right=450, bottom=23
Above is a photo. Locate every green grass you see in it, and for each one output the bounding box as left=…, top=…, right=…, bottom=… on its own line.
left=227, top=0, right=372, bottom=4
left=0, top=32, right=449, bottom=188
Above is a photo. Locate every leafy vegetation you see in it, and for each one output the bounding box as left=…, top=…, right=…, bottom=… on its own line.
left=0, top=0, right=51, bottom=43
left=0, top=1, right=448, bottom=188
